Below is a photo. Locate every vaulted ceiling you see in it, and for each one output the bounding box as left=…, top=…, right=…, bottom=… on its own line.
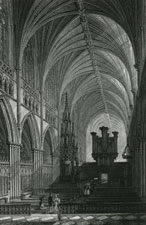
left=12, top=0, right=144, bottom=160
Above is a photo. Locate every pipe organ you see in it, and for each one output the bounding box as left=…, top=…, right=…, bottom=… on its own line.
left=91, top=126, right=118, bottom=166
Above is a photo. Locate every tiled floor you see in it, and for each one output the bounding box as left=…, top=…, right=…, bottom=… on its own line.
left=0, top=213, right=146, bottom=224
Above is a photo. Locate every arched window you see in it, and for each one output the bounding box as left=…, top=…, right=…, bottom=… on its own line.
left=44, top=74, right=57, bottom=109
left=0, top=0, right=9, bottom=63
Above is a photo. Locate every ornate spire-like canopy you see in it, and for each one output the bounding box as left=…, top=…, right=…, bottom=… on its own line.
left=63, top=93, right=71, bottom=122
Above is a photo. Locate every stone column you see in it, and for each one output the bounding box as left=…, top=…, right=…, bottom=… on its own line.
left=140, top=139, right=143, bottom=198
left=143, top=140, right=146, bottom=199
left=141, top=138, right=146, bottom=200
left=33, top=149, right=43, bottom=194
left=140, top=26, right=144, bottom=61
left=9, top=143, right=21, bottom=201
left=137, top=145, right=141, bottom=194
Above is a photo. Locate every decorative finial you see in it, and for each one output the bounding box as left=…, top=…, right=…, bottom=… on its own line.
left=65, top=92, right=68, bottom=106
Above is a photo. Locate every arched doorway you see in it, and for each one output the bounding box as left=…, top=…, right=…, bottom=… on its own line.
left=21, top=118, right=33, bottom=192
left=0, top=106, right=9, bottom=196
left=43, top=129, right=53, bottom=188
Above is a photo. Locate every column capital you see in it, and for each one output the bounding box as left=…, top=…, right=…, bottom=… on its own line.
left=8, top=142, right=21, bottom=148
left=33, top=148, right=44, bottom=152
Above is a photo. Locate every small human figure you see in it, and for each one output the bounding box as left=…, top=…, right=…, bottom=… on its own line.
left=7, top=189, right=10, bottom=203
left=86, top=183, right=91, bottom=195
left=39, top=196, right=44, bottom=209
left=48, top=193, right=53, bottom=213
left=53, top=194, right=61, bottom=221
left=83, top=183, right=87, bottom=195
left=91, top=179, right=95, bottom=193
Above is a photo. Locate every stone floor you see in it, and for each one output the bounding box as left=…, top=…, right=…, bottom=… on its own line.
left=0, top=213, right=146, bottom=224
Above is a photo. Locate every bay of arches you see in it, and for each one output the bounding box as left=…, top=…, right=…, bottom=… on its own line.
left=20, top=114, right=54, bottom=193
left=0, top=99, right=54, bottom=198
left=0, top=105, right=9, bottom=197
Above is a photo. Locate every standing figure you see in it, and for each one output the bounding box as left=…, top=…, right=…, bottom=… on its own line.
left=86, top=183, right=91, bottom=195
left=39, top=196, right=44, bottom=209
left=48, top=193, right=53, bottom=213
left=53, top=194, right=61, bottom=221
left=83, top=183, right=86, bottom=195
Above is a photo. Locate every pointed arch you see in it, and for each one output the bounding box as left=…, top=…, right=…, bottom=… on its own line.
left=0, top=95, right=18, bottom=143
left=21, top=112, right=40, bottom=149
left=42, top=126, right=56, bottom=154
left=43, top=128, right=53, bottom=165
left=42, top=126, right=57, bottom=188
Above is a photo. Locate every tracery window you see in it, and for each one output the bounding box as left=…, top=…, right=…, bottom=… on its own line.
left=44, top=77, right=57, bottom=109
left=0, top=0, right=9, bottom=63
left=22, top=38, right=35, bottom=89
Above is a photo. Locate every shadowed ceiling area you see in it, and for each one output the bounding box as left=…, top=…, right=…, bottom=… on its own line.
left=12, top=0, right=141, bottom=162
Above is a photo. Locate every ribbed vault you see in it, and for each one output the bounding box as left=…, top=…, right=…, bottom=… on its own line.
left=12, top=0, right=141, bottom=162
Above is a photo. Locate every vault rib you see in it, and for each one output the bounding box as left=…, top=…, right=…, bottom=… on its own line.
left=77, top=0, right=112, bottom=131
